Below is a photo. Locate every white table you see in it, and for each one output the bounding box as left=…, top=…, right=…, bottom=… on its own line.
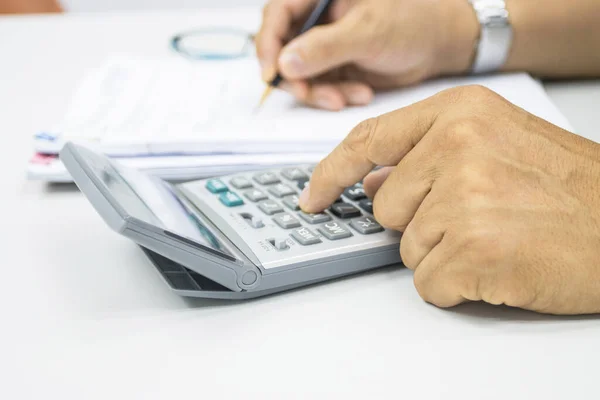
left=1, top=9, right=600, bottom=399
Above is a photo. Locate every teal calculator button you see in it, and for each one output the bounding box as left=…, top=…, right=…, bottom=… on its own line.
left=206, top=179, right=228, bottom=193
left=219, top=191, right=244, bottom=207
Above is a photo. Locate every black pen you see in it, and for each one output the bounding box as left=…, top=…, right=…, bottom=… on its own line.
left=257, top=0, right=334, bottom=108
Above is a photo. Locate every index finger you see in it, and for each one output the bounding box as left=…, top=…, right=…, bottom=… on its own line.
left=255, top=0, right=317, bottom=75
left=299, top=94, right=445, bottom=213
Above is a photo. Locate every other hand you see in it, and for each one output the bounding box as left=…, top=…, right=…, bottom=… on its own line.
left=300, top=85, right=600, bottom=315
left=255, top=0, right=479, bottom=111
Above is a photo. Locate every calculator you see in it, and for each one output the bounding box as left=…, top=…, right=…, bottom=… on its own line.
left=60, top=142, right=403, bottom=299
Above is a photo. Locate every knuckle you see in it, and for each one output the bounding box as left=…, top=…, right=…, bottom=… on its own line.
left=459, top=218, right=503, bottom=264
left=462, top=84, right=496, bottom=100
left=453, top=161, right=493, bottom=197
left=443, top=118, right=483, bottom=149
left=350, top=117, right=379, bottom=147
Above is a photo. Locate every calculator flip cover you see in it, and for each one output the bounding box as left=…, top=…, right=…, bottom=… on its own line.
left=60, top=142, right=402, bottom=299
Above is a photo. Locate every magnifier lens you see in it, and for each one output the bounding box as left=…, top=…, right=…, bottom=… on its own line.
left=176, top=31, right=252, bottom=59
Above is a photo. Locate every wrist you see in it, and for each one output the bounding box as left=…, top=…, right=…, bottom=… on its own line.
left=436, top=0, right=480, bottom=76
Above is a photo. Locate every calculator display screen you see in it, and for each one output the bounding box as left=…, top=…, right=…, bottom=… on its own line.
left=94, top=158, right=233, bottom=258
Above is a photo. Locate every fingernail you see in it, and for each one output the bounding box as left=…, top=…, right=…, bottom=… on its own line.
left=348, top=90, right=372, bottom=105
left=299, top=187, right=311, bottom=209
left=279, top=51, right=305, bottom=75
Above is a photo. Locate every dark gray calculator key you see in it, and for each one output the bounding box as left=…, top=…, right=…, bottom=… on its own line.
left=253, top=171, right=281, bottom=185
left=318, top=221, right=353, bottom=240
left=230, top=176, right=253, bottom=189
left=282, top=194, right=300, bottom=211
left=258, top=200, right=284, bottom=215
left=243, top=188, right=269, bottom=202
left=330, top=202, right=361, bottom=219
left=281, top=167, right=309, bottom=181
left=273, top=213, right=301, bottom=229
left=290, top=227, right=322, bottom=245
left=358, top=199, right=373, bottom=213
left=350, top=217, right=384, bottom=234
left=268, top=183, right=296, bottom=198
left=296, top=178, right=309, bottom=191
left=299, top=211, right=332, bottom=224
left=343, top=185, right=367, bottom=201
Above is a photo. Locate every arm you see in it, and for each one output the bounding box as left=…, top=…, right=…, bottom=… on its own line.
left=503, top=0, right=600, bottom=77
left=0, top=0, right=63, bottom=14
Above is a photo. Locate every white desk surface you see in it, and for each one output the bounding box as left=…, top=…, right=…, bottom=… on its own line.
left=1, top=9, right=599, bottom=400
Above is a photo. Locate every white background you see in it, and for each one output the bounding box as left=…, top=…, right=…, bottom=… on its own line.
left=62, top=0, right=266, bottom=12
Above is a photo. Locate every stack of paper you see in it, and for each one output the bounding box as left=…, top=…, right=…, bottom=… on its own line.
left=27, top=56, right=573, bottom=182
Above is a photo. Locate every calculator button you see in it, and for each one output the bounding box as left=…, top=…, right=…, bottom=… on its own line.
left=296, top=178, right=309, bottom=191
left=253, top=172, right=281, bottom=185
left=230, top=177, right=253, bottom=189
left=258, top=200, right=284, bottom=215
left=219, top=191, right=244, bottom=207
left=243, top=188, right=268, bottom=202
left=281, top=167, right=309, bottom=181
left=318, top=221, right=353, bottom=240
left=205, top=179, right=228, bottom=193
left=343, top=185, right=367, bottom=201
left=350, top=217, right=384, bottom=234
left=268, top=183, right=296, bottom=198
left=330, top=202, right=361, bottom=219
left=273, top=213, right=301, bottom=229
left=299, top=212, right=332, bottom=224
left=358, top=199, right=373, bottom=214
left=291, top=227, right=322, bottom=245
left=268, top=238, right=289, bottom=251
left=282, top=194, right=300, bottom=211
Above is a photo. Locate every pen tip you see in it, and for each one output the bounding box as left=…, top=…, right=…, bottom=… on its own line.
left=257, top=85, right=273, bottom=110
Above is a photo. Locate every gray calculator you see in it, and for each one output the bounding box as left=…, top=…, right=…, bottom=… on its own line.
left=60, top=142, right=403, bottom=299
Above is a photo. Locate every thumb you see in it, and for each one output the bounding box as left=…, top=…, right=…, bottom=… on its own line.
left=278, top=10, right=365, bottom=79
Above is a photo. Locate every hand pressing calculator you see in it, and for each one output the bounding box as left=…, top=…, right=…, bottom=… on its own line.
left=60, top=143, right=403, bottom=299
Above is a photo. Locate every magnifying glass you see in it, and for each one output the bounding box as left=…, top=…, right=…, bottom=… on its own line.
left=170, top=28, right=255, bottom=61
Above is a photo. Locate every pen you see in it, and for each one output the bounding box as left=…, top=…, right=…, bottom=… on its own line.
left=257, top=0, right=335, bottom=108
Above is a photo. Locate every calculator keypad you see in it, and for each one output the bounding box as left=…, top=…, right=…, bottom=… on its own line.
left=187, top=164, right=391, bottom=267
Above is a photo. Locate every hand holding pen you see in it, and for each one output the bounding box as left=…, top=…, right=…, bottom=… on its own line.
left=255, top=0, right=480, bottom=111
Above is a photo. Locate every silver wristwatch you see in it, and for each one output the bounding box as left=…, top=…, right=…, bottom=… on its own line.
left=468, top=0, right=513, bottom=74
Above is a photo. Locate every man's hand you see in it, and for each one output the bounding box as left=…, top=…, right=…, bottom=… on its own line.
left=300, top=85, right=600, bottom=315
left=255, top=0, right=478, bottom=111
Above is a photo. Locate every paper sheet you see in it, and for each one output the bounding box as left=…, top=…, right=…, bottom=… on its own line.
left=35, top=56, right=574, bottom=156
